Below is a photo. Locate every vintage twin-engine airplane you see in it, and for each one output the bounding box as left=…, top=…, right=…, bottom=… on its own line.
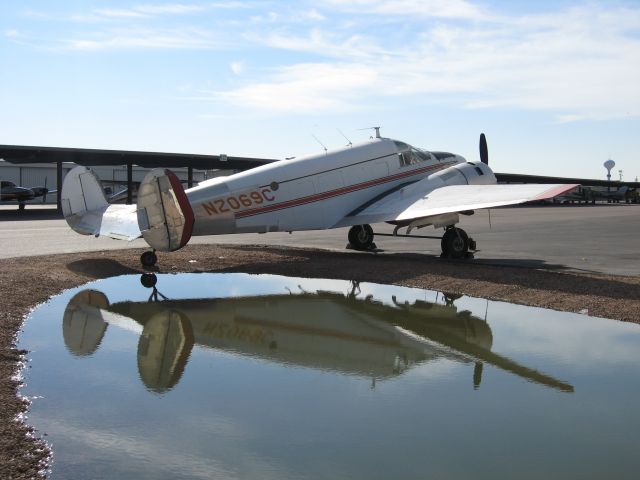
left=1, top=179, right=53, bottom=210
left=61, top=131, right=576, bottom=266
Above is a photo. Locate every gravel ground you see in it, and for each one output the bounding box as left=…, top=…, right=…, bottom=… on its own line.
left=2, top=244, right=639, bottom=479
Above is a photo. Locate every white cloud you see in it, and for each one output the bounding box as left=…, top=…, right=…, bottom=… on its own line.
left=219, top=63, right=379, bottom=112
left=5, top=29, right=19, bottom=38
left=220, top=3, right=640, bottom=120
left=65, top=27, right=222, bottom=51
left=323, top=0, right=488, bottom=20
left=94, top=8, right=150, bottom=18
left=73, top=2, right=244, bottom=22
left=302, top=8, right=326, bottom=21
left=230, top=61, right=246, bottom=75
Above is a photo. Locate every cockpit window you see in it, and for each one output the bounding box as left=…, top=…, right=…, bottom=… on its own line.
left=396, top=143, right=432, bottom=167
left=431, top=151, right=456, bottom=161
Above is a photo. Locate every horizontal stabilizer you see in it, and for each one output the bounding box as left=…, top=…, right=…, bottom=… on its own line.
left=61, top=166, right=141, bottom=241
left=137, top=169, right=194, bottom=252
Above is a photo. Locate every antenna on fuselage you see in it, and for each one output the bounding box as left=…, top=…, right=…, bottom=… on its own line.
left=337, top=129, right=353, bottom=147
left=311, top=134, right=328, bottom=154
left=358, top=126, right=382, bottom=139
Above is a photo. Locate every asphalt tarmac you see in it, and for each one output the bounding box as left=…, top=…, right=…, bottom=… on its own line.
left=1, top=204, right=638, bottom=276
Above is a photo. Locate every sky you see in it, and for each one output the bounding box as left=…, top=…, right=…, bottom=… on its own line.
left=1, top=0, right=639, bottom=179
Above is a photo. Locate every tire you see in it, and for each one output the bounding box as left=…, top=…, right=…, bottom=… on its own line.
left=18, top=203, right=25, bottom=211
left=140, top=251, right=158, bottom=267
left=348, top=224, right=374, bottom=250
left=140, top=273, right=158, bottom=288
left=441, top=228, right=469, bottom=258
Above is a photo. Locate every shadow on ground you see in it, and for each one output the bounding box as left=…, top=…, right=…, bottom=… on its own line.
left=66, top=258, right=140, bottom=279
left=0, top=208, right=62, bottom=221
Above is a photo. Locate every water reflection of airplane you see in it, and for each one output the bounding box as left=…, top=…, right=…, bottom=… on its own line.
left=62, top=277, right=573, bottom=394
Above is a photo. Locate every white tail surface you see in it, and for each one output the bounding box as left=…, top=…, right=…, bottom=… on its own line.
left=61, top=166, right=140, bottom=240
left=136, top=169, right=194, bottom=252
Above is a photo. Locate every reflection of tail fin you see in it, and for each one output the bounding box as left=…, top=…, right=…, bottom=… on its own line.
left=61, top=166, right=141, bottom=240
left=137, top=310, right=194, bottom=393
left=62, top=290, right=109, bottom=356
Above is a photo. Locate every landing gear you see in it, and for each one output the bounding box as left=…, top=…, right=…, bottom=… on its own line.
left=140, top=250, right=157, bottom=268
left=441, top=227, right=475, bottom=258
left=348, top=224, right=375, bottom=250
left=18, top=203, right=25, bottom=211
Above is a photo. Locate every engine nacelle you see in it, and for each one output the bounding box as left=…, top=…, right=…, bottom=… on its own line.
left=431, top=161, right=496, bottom=187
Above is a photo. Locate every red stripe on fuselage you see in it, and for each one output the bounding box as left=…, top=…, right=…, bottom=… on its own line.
left=235, top=161, right=455, bottom=219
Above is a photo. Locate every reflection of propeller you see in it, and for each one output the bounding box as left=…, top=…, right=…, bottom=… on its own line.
left=479, top=133, right=488, bottom=165
left=62, top=290, right=109, bottom=356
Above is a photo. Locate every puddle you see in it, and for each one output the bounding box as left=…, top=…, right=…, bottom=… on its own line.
left=19, top=273, right=640, bottom=479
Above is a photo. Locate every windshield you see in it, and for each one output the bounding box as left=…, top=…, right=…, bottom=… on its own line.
left=394, top=141, right=432, bottom=167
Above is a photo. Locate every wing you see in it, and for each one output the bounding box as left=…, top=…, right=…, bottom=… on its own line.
left=334, top=182, right=578, bottom=227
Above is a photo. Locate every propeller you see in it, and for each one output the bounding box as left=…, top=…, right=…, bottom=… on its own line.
left=42, top=177, right=48, bottom=203
left=479, top=133, right=488, bottom=165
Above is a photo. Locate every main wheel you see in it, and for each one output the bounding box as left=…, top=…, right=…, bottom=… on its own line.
left=348, top=224, right=374, bottom=250
left=140, top=250, right=158, bottom=267
left=18, top=203, right=25, bottom=211
left=441, top=228, right=469, bottom=258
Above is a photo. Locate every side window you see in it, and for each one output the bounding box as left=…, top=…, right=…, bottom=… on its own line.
left=398, top=151, right=412, bottom=167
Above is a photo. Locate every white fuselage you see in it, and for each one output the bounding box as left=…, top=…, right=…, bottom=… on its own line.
left=185, top=137, right=493, bottom=236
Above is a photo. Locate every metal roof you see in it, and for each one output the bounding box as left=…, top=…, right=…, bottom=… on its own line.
left=0, top=145, right=277, bottom=171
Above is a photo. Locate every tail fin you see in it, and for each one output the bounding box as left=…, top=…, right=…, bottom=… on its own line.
left=137, top=169, right=194, bottom=251
left=61, top=166, right=109, bottom=219
left=61, top=166, right=140, bottom=240
left=61, top=166, right=194, bottom=250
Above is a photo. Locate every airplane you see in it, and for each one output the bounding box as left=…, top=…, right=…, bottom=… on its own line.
left=592, top=185, right=629, bottom=203
left=60, top=130, right=577, bottom=267
left=554, top=185, right=629, bottom=204
left=62, top=275, right=573, bottom=393
left=0, top=179, right=53, bottom=210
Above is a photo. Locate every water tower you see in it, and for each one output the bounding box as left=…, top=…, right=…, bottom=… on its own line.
left=604, top=159, right=615, bottom=198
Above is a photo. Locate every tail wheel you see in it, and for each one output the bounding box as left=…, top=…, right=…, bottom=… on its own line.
left=348, top=224, right=374, bottom=250
left=441, top=228, right=469, bottom=258
left=140, top=250, right=158, bottom=267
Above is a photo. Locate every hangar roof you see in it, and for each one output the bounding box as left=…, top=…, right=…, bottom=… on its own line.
left=0, top=144, right=277, bottom=171
left=496, top=173, right=639, bottom=189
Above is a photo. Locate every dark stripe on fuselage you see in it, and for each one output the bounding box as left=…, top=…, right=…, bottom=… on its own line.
left=236, top=161, right=455, bottom=219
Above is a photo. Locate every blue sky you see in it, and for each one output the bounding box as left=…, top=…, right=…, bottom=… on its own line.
left=1, top=0, right=639, bottom=179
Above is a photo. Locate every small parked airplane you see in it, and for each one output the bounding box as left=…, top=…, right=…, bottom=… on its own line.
left=1, top=179, right=53, bottom=210
left=61, top=130, right=576, bottom=266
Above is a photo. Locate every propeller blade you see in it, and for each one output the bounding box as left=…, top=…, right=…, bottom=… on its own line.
left=479, top=133, right=488, bottom=165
